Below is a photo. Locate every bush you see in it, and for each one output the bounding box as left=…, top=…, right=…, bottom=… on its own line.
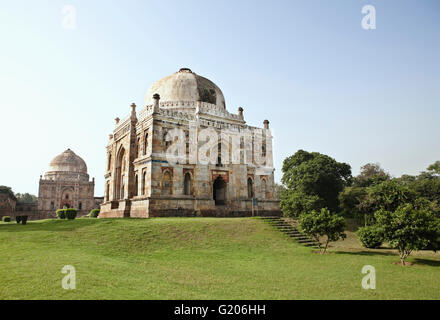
left=357, top=225, right=383, bottom=248
left=298, top=208, right=346, bottom=254
left=2, top=216, right=11, bottom=222
left=21, top=216, right=28, bottom=225
left=56, top=209, right=66, bottom=219
left=89, top=209, right=100, bottom=218
left=65, top=208, right=78, bottom=220
left=56, top=208, right=78, bottom=220
left=16, top=216, right=22, bottom=223
left=375, top=204, right=440, bottom=265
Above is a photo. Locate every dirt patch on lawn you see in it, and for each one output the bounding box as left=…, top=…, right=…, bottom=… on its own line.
left=392, top=261, right=414, bottom=267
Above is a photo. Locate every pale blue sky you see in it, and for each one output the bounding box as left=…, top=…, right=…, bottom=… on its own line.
left=1, top=0, right=439, bottom=195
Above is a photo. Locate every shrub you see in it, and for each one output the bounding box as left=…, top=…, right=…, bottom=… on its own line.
left=2, top=216, right=11, bottom=222
left=65, top=208, right=78, bottom=220
left=56, top=209, right=66, bottom=219
left=375, top=204, right=440, bottom=265
left=298, top=208, right=346, bottom=254
left=89, top=209, right=100, bottom=218
left=21, top=216, right=28, bottom=225
left=16, top=216, right=22, bottom=223
left=357, top=225, right=383, bottom=249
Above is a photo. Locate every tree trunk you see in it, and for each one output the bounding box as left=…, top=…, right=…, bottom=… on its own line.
left=322, top=237, right=330, bottom=254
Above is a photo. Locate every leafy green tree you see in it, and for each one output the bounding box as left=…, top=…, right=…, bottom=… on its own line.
left=298, top=208, right=346, bottom=254
left=410, top=174, right=440, bottom=204
left=338, top=186, right=367, bottom=219
left=280, top=150, right=352, bottom=217
left=375, top=204, right=440, bottom=265
left=15, top=193, right=37, bottom=204
left=280, top=191, right=324, bottom=217
left=358, top=179, right=417, bottom=226
left=353, top=163, right=390, bottom=188
left=0, top=186, right=16, bottom=200
left=398, top=174, right=416, bottom=184
left=427, top=161, right=440, bottom=175
left=273, top=183, right=286, bottom=200
left=357, top=225, right=383, bottom=249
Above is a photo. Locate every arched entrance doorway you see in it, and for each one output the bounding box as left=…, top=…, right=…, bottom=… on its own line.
left=184, top=172, right=192, bottom=195
left=60, top=188, right=73, bottom=208
left=115, top=147, right=125, bottom=199
left=247, top=177, right=254, bottom=199
left=213, top=176, right=227, bottom=206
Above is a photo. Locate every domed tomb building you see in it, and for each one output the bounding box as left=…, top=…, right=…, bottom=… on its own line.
left=38, top=149, right=95, bottom=217
left=100, top=68, right=280, bottom=217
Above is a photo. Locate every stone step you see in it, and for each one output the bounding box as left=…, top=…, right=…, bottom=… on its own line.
left=289, top=235, right=309, bottom=239
left=278, top=227, right=302, bottom=233
left=303, top=243, right=319, bottom=247
left=297, top=239, right=317, bottom=244
left=280, top=231, right=299, bottom=234
left=259, top=217, right=319, bottom=248
left=278, top=226, right=298, bottom=230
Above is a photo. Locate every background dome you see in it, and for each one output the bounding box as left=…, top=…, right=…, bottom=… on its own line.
left=145, top=68, right=226, bottom=109
left=48, top=149, right=88, bottom=173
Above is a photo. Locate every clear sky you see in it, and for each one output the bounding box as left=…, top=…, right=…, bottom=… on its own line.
left=1, top=0, right=439, bottom=196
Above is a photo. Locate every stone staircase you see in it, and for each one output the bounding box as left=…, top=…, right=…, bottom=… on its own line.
left=260, top=216, right=320, bottom=247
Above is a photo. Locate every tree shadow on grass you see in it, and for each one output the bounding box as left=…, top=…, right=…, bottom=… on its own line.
left=412, top=258, right=440, bottom=267
left=334, top=250, right=440, bottom=266
left=333, top=250, right=396, bottom=257
left=0, top=219, right=103, bottom=233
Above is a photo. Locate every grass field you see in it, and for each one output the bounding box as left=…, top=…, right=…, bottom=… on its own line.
left=1, top=217, right=440, bottom=299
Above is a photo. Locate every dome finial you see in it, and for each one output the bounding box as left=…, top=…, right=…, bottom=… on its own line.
left=238, top=107, right=244, bottom=119
left=153, top=93, right=160, bottom=113
left=263, top=119, right=269, bottom=129
left=179, top=68, right=192, bottom=73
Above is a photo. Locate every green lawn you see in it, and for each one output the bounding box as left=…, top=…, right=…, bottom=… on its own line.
left=0, top=217, right=439, bottom=299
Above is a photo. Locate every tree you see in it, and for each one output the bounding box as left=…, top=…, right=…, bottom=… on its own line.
left=280, top=150, right=352, bottom=217
left=375, top=204, right=440, bottom=265
left=410, top=173, right=440, bottom=204
left=358, top=179, right=417, bottom=226
left=338, top=186, right=367, bottom=219
left=353, top=163, right=390, bottom=187
left=298, top=208, right=346, bottom=254
left=427, top=161, right=440, bottom=175
left=15, top=193, right=37, bottom=204
left=273, top=183, right=286, bottom=200
left=0, top=186, right=16, bottom=200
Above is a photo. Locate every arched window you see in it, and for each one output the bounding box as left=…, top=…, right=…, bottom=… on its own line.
left=79, top=202, right=82, bottom=210
left=261, top=179, right=267, bottom=199
left=134, top=174, right=138, bottom=197
left=162, top=170, right=172, bottom=195
left=247, top=178, right=254, bottom=199
left=143, top=130, right=149, bottom=155
left=213, top=176, right=227, bottom=206
left=115, top=147, right=125, bottom=199
left=106, top=182, right=110, bottom=201
left=50, top=201, right=54, bottom=210
left=184, top=172, right=192, bottom=195
left=107, top=153, right=112, bottom=171
left=142, top=171, right=146, bottom=195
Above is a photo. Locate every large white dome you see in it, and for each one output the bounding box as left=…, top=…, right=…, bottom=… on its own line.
left=145, top=68, right=226, bottom=109
left=48, top=149, right=87, bottom=174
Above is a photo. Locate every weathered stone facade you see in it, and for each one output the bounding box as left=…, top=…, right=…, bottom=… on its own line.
left=100, top=68, right=281, bottom=218
left=37, top=149, right=96, bottom=218
left=0, top=187, right=16, bottom=219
